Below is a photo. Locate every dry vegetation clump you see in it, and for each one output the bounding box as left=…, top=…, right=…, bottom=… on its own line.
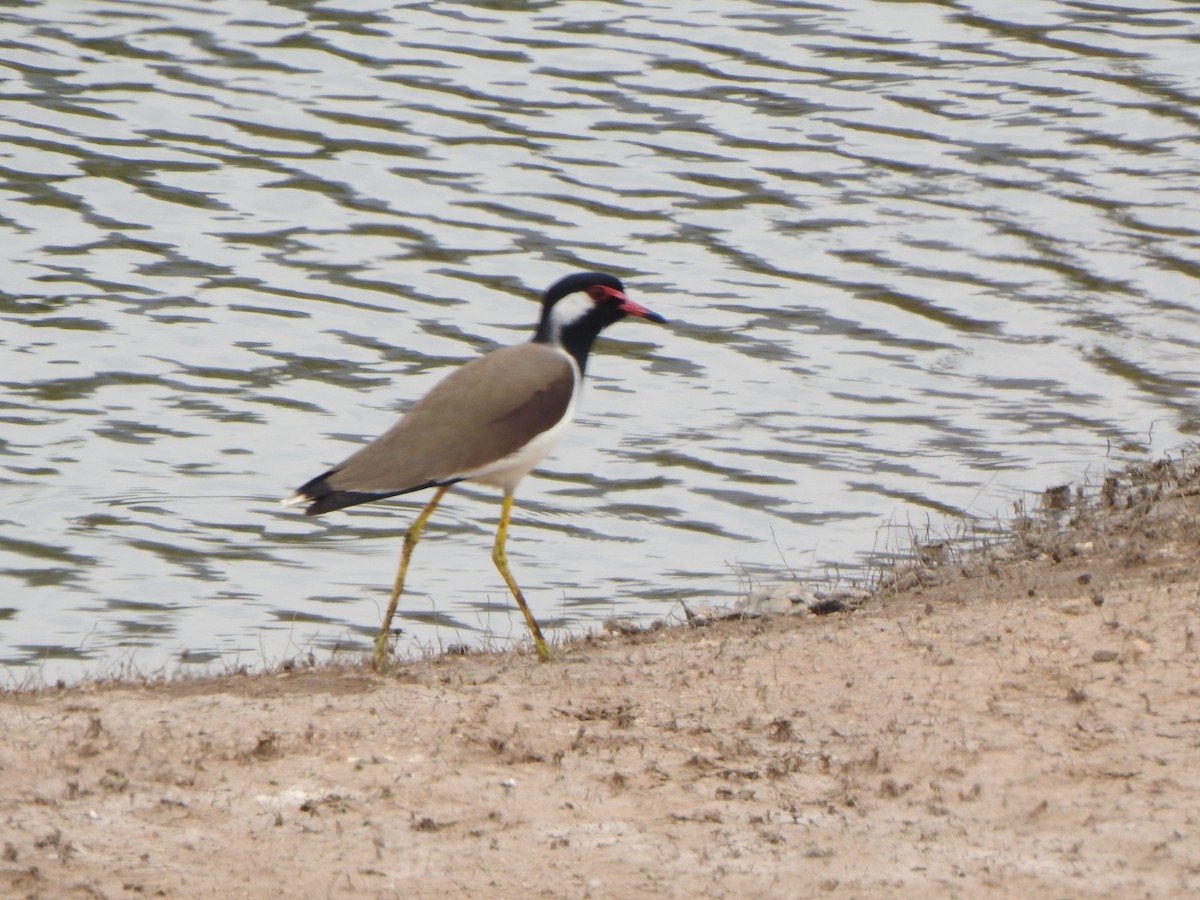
left=875, top=444, right=1200, bottom=597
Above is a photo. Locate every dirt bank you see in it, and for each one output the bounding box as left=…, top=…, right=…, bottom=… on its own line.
left=3, top=457, right=1198, bottom=898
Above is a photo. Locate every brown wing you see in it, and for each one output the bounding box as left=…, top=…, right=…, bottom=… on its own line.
left=295, top=343, right=575, bottom=514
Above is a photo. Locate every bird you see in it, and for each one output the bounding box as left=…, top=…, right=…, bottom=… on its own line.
left=283, top=272, right=666, bottom=667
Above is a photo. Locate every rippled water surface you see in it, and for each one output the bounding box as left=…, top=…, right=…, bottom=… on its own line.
left=3, top=0, right=1198, bottom=682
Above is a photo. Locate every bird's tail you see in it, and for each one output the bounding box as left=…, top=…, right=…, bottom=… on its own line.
left=282, top=469, right=442, bottom=516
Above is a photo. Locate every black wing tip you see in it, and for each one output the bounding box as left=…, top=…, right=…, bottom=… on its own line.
left=284, top=470, right=452, bottom=516
left=285, top=486, right=391, bottom=516
left=283, top=469, right=360, bottom=516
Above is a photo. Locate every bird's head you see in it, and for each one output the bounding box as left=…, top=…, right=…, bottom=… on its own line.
left=536, top=272, right=665, bottom=357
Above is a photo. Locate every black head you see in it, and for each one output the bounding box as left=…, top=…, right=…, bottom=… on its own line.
left=534, top=272, right=665, bottom=373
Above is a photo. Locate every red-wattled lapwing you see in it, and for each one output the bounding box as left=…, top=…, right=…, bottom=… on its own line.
left=284, top=272, right=665, bottom=667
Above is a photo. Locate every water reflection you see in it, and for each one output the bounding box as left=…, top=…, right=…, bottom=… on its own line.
left=1, top=0, right=1197, bottom=682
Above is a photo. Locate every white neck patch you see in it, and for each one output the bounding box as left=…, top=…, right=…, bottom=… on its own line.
left=543, top=292, right=595, bottom=342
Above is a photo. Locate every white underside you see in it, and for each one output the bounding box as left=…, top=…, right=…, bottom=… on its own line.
left=464, top=355, right=581, bottom=492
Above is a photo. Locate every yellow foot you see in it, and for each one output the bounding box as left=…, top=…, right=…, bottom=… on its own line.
left=372, top=631, right=391, bottom=672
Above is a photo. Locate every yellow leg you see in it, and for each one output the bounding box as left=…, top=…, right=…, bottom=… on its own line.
left=492, top=490, right=552, bottom=662
left=373, top=485, right=449, bottom=670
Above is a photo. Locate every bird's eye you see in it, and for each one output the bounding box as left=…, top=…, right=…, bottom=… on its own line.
left=586, top=285, right=606, bottom=302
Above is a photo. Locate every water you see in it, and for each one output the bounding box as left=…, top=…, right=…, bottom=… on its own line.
left=2, top=0, right=1198, bottom=683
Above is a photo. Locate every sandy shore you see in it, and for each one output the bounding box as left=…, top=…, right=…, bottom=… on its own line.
left=3, top=459, right=1199, bottom=898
